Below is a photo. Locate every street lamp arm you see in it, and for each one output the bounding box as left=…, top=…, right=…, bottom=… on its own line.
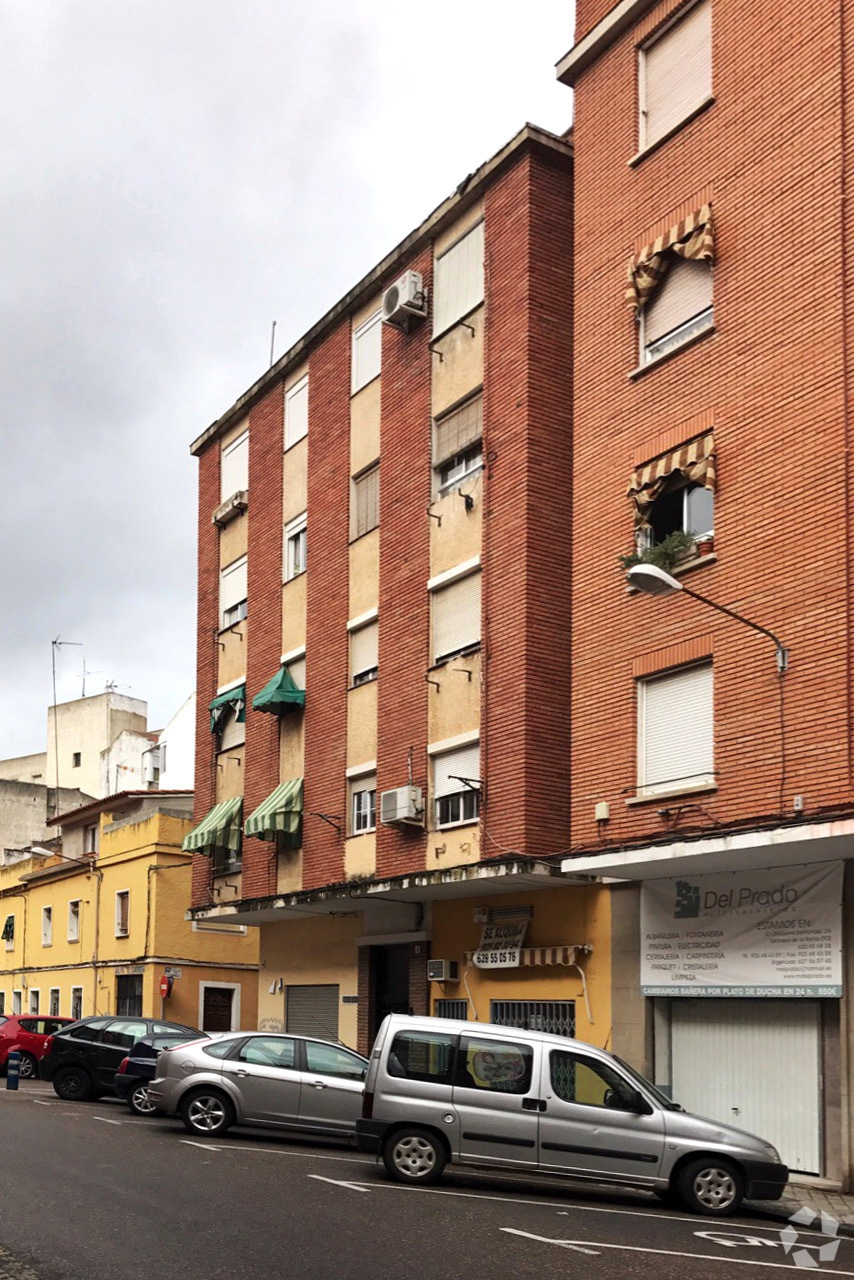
left=679, top=585, right=789, bottom=673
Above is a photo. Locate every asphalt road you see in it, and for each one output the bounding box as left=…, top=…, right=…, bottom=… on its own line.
left=0, top=1080, right=850, bottom=1280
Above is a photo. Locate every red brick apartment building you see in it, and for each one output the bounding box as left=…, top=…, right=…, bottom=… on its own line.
left=557, top=0, right=854, bottom=1180
left=185, top=128, right=615, bottom=1062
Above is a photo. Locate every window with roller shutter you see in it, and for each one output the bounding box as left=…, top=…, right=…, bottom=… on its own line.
left=637, top=663, right=714, bottom=797
left=433, top=222, right=484, bottom=337
left=639, top=0, right=712, bottom=152
left=431, top=571, right=481, bottom=663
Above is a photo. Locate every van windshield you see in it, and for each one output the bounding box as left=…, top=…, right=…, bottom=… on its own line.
left=612, top=1055, right=684, bottom=1111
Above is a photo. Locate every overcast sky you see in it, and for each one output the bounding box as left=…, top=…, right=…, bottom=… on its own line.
left=0, top=1, right=573, bottom=760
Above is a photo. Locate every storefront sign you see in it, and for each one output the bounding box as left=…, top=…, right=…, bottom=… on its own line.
left=640, top=862, right=842, bottom=996
left=471, top=920, right=529, bottom=968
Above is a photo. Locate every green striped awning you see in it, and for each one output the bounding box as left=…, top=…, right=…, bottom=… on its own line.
left=182, top=796, right=243, bottom=854
left=209, top=685, right=246, bottom=733
left=252, top=665, right=305, bottom=714
left=244, top=779, right=303, bottom=842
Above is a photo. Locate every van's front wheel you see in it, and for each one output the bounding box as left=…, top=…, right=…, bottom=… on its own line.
left=677, top=1157, right=744, bottom=1215
left=382, top=1127, right=447, bottom=1185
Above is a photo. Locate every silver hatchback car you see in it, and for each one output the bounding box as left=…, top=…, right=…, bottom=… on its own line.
left=148, top=1031, right=368, bottom=1139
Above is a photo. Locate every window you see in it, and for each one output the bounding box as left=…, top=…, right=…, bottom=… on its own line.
left=433, top=221, right=484, bottom=336
left=70, top=987, right=83, bottom=1020
left=639, top=0, right=712, bottom=152
left=115, top=890, right=130, bottom=938
left=550, top=1050, right=641, bottom=1110
left=284, top=375, right=308, bottom=449
left=641, top=257, right=713, bottom=364
left=0, top=994, right=4, bottom=1016
left=644, top=477, right=714, bottom=547
left=219, top=705, right=246, bottom=752
left=41, top=907, right=52, bottom=947
left=431, top=570, right=481, bottom=662
left=238, top=1036, right=296, bottom=1069
left=12, top=991, right=21, bottom=1016
left=304, top=1041, right=366, bottom=1080
left=350, top=775, right=377, bottom=835
left=49, top=989, right=60, bottom=1017
left=638, top=663, right=714, bottom=796
left=102, top=1019, right=147, bottom=1049
left=351, top=311, right=382, bottom=393
left=28, top=990, right=39, bottom=1015
left=435, top=999, right=468, bottom=1019
left=351, top=464, right=379, bottom=540
left=2, top=915, right=14, bottom=950
left=434, top=395, right=483, bottom=494
left=193, top=920, right=248, bottom=935
left=68, top=900, right=80, bottom=943
left=284, top=514, right=307, bottom=581
left=83, top=824, right=99, bottom=854
left=491, top=999, right=576, bottom=1038
left=115, top=975, right=143, bottom=1017
left=220, top=555, right=248, bottom=629
left=72, top=752, right=81, bottom=768
left=456, top=1036, right=533, bottom=1095
left=350, top=620, right=378, bottom=687
left=221, top=428, right=249, bottom=500
left=434, top=742, right=480, bottom=829
left=212, top=846, right=242, bottom=876
left=388, top=1030, right=456, bottom=1083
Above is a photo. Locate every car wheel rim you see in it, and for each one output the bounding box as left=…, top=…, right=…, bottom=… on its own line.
left=393, top=1136, right=436, bottom=1177
left=693, top=1167, right=736, bottom=1210
left=18, top=1058, right=34, bottom=1079
left=188, top=1097, right=225, bottom=1131
left=132, top=1087, right=156, bottom=1114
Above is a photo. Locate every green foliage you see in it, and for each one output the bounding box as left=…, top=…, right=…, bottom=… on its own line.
left=619, top=529, right=698, bottom=573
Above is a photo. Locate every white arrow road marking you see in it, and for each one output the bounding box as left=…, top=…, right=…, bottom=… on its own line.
left=501, top=1228, right=854, bottom=1273
left=501, top=1229, right=599, bottom=1255
left=308, top=1175, right=371, bottom=1193
left=93, top=1116, right=122, bottom=1125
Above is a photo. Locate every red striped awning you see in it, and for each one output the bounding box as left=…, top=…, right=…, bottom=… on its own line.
left=626, top=204, right=715, bottom=317
left=628, top=432, right=715, bottom=527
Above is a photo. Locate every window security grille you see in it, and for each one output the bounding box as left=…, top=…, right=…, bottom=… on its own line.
left=490, top=1000, right=576, bottom=1039
left=435, top=999, right=468, bottom=1020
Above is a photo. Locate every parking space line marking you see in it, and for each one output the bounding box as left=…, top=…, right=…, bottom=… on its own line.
left=180, top=1141, right=223, bottom=1151
left=176, top=1142, right=375, bottom=1165
left=308, top=1175, right=370, bottom=1193
left=94, top=1117, right=122, bottom=1125
left=31, top=1100, right=51, bottom=1106
left=502, top=1230, right=599, bottom=1255
left=500, top=1227, right=854, bottom=1273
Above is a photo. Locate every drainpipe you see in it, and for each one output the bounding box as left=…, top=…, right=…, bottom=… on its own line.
left=89, top=859, right=103, bottom=1014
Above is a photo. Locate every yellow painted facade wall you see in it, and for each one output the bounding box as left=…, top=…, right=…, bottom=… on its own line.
left=428, top=886, right=612, bottom=1048
left=0, top=810, right=258, bottom=1029
left=258, top=913, right=362, bottom=1048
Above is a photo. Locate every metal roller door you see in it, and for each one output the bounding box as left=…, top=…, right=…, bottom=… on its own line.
left=285, top=984, right=340, bottom=1041
left=670, top=999, right=821, bottom=1173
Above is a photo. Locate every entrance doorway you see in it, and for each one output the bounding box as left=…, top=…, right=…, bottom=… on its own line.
left=371, top=945, right=411, bottom=1042
left=202, top=985, right=235, bottom=1031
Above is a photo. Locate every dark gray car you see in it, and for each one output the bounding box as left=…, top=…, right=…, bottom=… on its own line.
left=148, top=1031, right=367, bottom=1139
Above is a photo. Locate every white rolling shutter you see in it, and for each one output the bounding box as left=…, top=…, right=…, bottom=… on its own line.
left=350, top=621, right=378, bottom=682
left=220, top=556, right=247, bottom=625
left=641, top=0, right=712, bottom=148
left=221, top=430, right=248, bottom=500
left=285, top=375, right=309, bottom=448
left=639, top=663, right=713, bottom=793
left=644, top=258, right=713, bottom=345
left=434, top=743, right=480, bottom=799
left=352, top=312, right=382, bottom=392
left=285, top=984, right=340, bottom=1040
left=432, top=573, right=481, bottom=661
left=220, top=708, right=245, bottom=751
left=433, top=222, right=484, bottom=336
left=287, top=656, right=306, bottom=690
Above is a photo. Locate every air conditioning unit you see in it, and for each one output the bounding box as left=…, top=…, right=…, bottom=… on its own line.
left=212, top=490, right=248, bottom=527
left=381, top=271, right=427, bottom=330
left=427, top=959, right=459, bottom=983
left=380, top=785, right=424, bottom=826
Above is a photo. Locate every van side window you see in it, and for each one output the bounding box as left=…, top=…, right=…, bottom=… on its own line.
left=388, top=1031, right=456, bottom=1083
left=550, top=1051, right=636, bottom=1110
left=456, top=1036, right=533, bottom=1095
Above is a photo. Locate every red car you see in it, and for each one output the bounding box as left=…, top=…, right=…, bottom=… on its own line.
left=0, top=1015, right=75, bottom=1079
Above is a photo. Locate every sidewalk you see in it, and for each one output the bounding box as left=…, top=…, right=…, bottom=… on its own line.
left=749, top=1181, right=854, bottom=1235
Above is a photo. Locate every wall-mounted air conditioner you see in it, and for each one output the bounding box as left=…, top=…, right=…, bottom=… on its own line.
left=427, top=960, right=459, bottom=983
left=212, top=490, right=248, bottom=527
left=382, top=271, right=427, bottom=331
left=380, top=785, right=424, bottom=826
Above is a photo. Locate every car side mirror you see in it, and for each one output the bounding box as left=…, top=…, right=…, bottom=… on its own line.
left=628, top=1088, right=654, bottom=1115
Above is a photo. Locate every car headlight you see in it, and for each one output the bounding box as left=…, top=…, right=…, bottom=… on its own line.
left=763, top=1143, right=781, bottom=1163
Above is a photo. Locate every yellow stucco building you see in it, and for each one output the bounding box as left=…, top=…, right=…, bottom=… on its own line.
left=0, top=791, right=258, bottom=1031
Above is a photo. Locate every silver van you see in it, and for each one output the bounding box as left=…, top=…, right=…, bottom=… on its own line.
left=355, top=1014, right=788, bottom=1216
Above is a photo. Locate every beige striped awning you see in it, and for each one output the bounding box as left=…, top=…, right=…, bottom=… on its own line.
left=628, top=433, right=716, bottom=528
left=626, top=204, right=715, bottom=317
left=464, top=945, right=591, bottom=967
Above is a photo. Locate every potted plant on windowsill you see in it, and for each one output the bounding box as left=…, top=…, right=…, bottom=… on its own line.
left=619, top=529, right=699, bottom=574
left=695, top=531, right=715, bottom=556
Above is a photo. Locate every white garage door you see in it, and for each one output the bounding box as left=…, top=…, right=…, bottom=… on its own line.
left=670, top=999, right=821, bottom=1173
